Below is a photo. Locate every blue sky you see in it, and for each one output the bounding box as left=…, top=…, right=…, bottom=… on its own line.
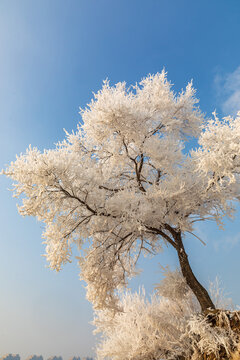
left=1, top=0, right=240, bottom=358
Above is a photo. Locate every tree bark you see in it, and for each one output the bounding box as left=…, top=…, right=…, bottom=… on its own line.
left=173, top=231, right=215, bottom=312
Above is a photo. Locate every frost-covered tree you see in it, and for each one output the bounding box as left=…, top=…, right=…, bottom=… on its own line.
left=3, top=71, right=240, bottom=313
left=94, top=271, right=240, bottom=360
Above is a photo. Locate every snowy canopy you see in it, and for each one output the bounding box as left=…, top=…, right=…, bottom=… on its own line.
left=4, top=71, right=240, bottom=310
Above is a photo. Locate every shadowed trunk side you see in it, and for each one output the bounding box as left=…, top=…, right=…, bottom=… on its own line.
left=173, top=230, right=215, bottom=312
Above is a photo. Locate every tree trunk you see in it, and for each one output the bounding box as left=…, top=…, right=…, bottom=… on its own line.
left=173, top=231, right=215, bottom=312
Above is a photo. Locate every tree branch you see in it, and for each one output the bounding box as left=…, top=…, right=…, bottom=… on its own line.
left=144, top=224, right=178, bottom=249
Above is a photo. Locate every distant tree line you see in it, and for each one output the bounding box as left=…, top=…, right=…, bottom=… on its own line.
left=0, top=354, right=93, bottom=360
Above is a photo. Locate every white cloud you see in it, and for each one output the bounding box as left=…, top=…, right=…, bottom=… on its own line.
left=213, top=231, right=240, bottom=252
left=225, top=232, right=240, bottom=247
left=214, top=66, right=240, bottom=115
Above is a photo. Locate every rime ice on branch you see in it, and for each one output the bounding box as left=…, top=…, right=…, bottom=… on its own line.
left=3, top=71, right=240, bottom=312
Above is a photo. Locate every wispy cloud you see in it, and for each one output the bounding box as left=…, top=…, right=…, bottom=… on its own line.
left=214, top=66, right=240, bottom=116
left=194, top=223, right=240, bottom=253
left=213, top=231, right=240, bottom=252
